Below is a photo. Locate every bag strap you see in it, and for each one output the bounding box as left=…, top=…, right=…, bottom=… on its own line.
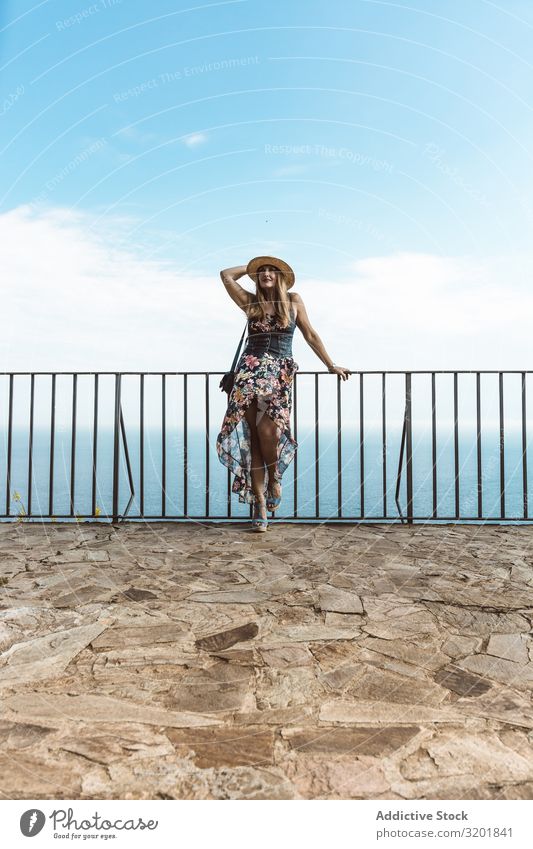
left=229, top=322, right=248, bottom=372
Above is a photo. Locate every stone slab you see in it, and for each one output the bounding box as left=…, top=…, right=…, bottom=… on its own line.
left=319, top=700, right=465, bottom=725
left=0, top=623, right=107, bottom=687
left=3, top=694, right=224, bottom=728
left=282, top=725, right=420, bottom=756
left=316, top=586, right=364, bottom=614
left=166, top=727, right=275, bottom=768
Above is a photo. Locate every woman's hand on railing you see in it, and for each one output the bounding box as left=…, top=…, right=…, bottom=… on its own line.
left=328, top=364, right=351, bottom=381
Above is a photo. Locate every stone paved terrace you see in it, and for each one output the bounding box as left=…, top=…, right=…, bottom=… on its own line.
left=0, top=520, right=532, bottom=800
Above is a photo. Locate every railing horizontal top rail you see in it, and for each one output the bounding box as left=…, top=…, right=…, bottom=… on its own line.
left=2, top=370, right=533, bottom=376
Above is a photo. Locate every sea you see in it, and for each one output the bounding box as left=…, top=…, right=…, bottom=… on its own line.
left=1, top=425, right=531, bottom=523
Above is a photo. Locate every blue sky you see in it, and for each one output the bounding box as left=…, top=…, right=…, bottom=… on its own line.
left=2, top=0, right=533, bottom=372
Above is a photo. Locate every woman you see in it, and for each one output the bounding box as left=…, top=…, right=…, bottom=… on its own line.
left=216, top=255, right=351, bottom=532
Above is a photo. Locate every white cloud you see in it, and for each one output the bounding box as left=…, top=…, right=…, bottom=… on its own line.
left=292, top=251, right=533, bottom=371
left=182, top=133, right=207, bottom=147
left=0, top=204, right=241, bottom=372
left=272, top=164, right=310, bottom=177
left=114, top=126, right=159, bottom=145
left=1, top=204, right=531, bottom=377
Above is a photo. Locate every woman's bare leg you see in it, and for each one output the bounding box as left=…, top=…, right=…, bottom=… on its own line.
left=244, top=400, right=267, bottom=514
left=256, top=404, right=282, bottom=500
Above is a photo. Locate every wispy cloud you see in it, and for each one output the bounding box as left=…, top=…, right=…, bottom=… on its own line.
left=182, top=133, right=207, bottom=147
left=114, top=126, right=159, bottom=145
left=271, top=164, right=310, bottom=177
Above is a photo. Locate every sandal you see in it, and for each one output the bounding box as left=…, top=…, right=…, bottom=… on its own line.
left=252, top=499, right=268, bottom=533
left=266, top=480, right=282, bottom=512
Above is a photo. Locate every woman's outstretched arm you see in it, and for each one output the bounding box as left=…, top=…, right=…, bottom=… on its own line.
left=220, top=265, right=252, bottom=311
left=292, top=293, right=351, bottom=381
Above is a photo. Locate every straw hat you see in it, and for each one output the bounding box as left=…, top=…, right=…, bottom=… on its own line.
left=246, top=255, right=295, bottom=289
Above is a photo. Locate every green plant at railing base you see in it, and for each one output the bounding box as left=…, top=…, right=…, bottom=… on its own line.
left=9, top=497, right=104, bottom=523
left=12, top=491, right=28, bottom=523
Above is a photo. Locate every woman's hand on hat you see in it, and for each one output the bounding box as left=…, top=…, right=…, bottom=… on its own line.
left=328, top=364, right=351, bottom=381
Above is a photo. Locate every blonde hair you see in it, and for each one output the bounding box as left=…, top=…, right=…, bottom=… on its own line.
left=246, top=267, right=292, bottom=328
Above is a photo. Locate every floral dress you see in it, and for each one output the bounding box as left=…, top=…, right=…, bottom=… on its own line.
left=216, top=310, right=299, bottom=505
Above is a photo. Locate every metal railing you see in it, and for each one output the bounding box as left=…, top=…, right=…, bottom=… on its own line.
left=394, top=372, right=529, bottom=522
left=0, top=371, right=531, bottom=523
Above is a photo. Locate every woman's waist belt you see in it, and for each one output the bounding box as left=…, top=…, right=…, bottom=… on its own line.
left=242, top=331, right=293, bottom=357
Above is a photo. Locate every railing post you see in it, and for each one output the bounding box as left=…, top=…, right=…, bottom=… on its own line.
left=112, top=372, right=121, bottom=523
left=405, top=372, right=413, bottom=524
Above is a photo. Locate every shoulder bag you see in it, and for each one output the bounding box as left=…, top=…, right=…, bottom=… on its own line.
left=219, top=322, right=248, bottom=394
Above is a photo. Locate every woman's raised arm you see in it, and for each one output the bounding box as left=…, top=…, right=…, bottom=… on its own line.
left=220, top=265, right=252, bottom=312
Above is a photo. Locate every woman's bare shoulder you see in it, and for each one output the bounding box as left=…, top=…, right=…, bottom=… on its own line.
left=289, top=291, right=302, bottom=317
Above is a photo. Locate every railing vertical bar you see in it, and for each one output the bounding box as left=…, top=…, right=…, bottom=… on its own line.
left=359, top=372, right=364, bottom=519
left=162, top=374, right=166, bottom=518
left=405, top=372, right=413, bottom=524
left=27, top=374, right=35, bottom=517
left=337, top=375, right=342, bottom=518
left=476, top=372, right=482, bottom=519
left=315, top=373, right=319, bottom=518
left=454, top=372, right=459, bottom=519
left=395, top=402, right=407, bottom=524
left=140, top=374, right=144, bottom=516
left=5, top=375, right=14, bottom=516
left=119, top=405, right=134, bottom=518
left=522, top=372, right=528, bottom=520
left=48, top=374, right=55, bottom=517
left=382, top=372, right=387, bottom=517
left=91, top=374, right=98, bottom=518
left=112, top=373, right=121, bottom=523
left=183, top=374, right=188, bottom=517
left=69, top=373, right=77, bottom=517
left=293, top=372, right=298, bottom=518
left=205, top=374, right=210, bottom=518
left=499, top=371, right=505, bottom=519
left=431, top=372, right=437, bottom=519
